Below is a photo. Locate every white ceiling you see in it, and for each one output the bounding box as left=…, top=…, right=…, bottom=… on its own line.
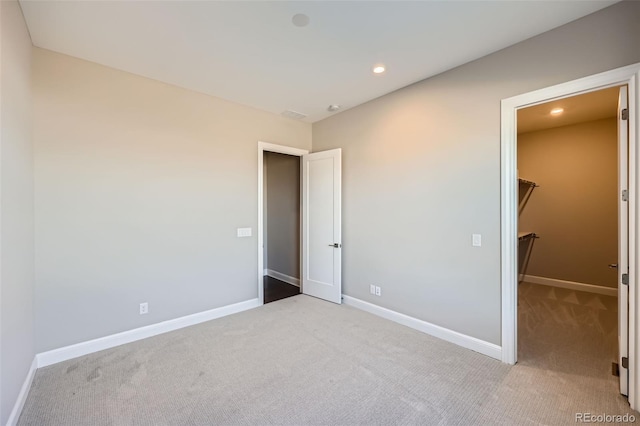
left=20, top=1, right=618, bottom=123
left=518, top=86, right=620, bottom=134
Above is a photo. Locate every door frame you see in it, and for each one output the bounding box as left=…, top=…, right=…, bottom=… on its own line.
left=257, top=141, right=309, bottom=305
left=500, top=63, right=640, bottom=406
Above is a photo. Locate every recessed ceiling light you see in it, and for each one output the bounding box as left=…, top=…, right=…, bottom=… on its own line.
left=550, top=107, right=564, bottom=115
left=373, top=65, right=386, bottom=74
left=327, top=105, right=341, bottom=112
left=292, top=14, right=310, bottom=27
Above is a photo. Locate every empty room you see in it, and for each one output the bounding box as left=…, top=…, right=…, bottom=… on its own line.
left=1, top=1, right=640, bottom=425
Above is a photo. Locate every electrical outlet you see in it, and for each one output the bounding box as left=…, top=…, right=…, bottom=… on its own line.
left=472, top=234, right=482, bottom=247
left=375, top=286, right=381, bottom=296
left=370, top=284, right=376, bottom=295
left=139, top=302, right=149, bottom=315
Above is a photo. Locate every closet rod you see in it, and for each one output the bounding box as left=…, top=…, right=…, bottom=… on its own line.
left=518, top=178, right=539, bottom=188
left=518, top=231, right=538, bottom=241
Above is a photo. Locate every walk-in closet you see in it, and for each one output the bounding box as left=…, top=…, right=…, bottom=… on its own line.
left=516, top=86, right=625, bottom=395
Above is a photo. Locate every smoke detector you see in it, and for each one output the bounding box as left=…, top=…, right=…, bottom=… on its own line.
left=292, top=14, right=310, bottom=28
left=327, top=105, right=341, bottom=112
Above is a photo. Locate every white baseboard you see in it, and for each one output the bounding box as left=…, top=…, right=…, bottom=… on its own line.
left=265, top=269, right=300, bottom=287
left=36, top=298, right=261, bottom=368
left=342, top=295, right=502, bottom=361
left=263, top=269, right=268, bottom=276
left=6, top=357, right=37, bottom=426
left=521, top=275, right=617, bottom=297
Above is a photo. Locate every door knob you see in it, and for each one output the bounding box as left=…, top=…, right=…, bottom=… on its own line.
left=609, top=263, right=618, bottom=269
left=328, top=243, right=341, bottom=248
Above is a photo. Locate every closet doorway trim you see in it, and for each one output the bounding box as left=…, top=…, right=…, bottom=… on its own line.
left=500, top=63, right=640, bottom=407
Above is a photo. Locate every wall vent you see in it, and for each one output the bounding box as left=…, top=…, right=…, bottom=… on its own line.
left=281, top=110, right=307, bottom=120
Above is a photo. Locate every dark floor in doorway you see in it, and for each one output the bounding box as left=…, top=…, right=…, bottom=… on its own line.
left=264, top=275, right=300, bottom=304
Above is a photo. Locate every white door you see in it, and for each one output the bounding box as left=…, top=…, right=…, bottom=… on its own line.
left=618, top=86, right=629, bottom=396
left=302, top=149, right=342, bottom=304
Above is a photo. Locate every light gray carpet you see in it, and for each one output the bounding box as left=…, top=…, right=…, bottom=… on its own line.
left=18, top=292, right=638, bottom=425
left=518, top=281, right=618, bottom=377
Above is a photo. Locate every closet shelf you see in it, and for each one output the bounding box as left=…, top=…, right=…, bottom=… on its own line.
left=518, top=178, right=539, bottom=188
left=518, top=231, right=538, bottom=241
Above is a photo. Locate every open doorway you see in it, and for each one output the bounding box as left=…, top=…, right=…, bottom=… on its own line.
left=257, top=141, right=343, bottom=306
left=516, top=86, right=625, bottom=395
left=263, top=151, right=302, bottom=303
left=501, top=63, right=639, bottom=408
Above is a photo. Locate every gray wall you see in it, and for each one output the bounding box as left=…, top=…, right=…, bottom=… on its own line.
left=0, top=1, right=35, bottom=423
left=312, top=1, right=640, bottom=345
left=518, top=118, right=618, bottom=288
left=33, top=48, right=311, bottom=352
left=265, top=152, right=300, bottom=279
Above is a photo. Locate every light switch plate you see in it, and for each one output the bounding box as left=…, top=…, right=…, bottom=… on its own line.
left=237, top=227, right=252, bottom=238
left=472, top=234, right=482, bottom=247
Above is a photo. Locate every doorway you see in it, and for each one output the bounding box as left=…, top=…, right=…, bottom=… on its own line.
left=500, top=63, right=640, bottom=408
left=516, top=86, right=624, bottom=396
left=262, top=151, right=302, bottom=304
left=257, top=141, right=343, bottom=306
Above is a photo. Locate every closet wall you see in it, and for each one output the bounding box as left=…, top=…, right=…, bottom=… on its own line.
left=265, top=152, right=300, bottom=280
left=518, top=117, right=617, bottom=288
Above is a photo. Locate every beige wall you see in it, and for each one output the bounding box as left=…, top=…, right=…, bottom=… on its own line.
left=33, top=48, right=311, bottom=352
left=23, top=1, right=640, bottom=356
left=518, top=118, right=618, bottom=288
left=0, top=1, right=35, bottom=423
left=312, top=1, right=640, bottom=345
left=265, top=152, right=300, bottom=279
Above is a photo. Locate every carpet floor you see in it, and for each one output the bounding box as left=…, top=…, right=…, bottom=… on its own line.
left=518, top=281, right=619, bottom=379
left=18, top=291, right=638, bottom=425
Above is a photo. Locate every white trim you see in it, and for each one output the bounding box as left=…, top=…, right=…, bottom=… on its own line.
left=343, top=295, right=502, bottom=360
left=500, top=62, right=640, bottom=409
left=263, top=268, right=268, bottom=276
left=521, top=275, right=617, bottom=297
left=257, top=141, right=308, bottom=305
left=6, top=357, right=37, bottom=426
left=618, top=85, right=631, bottom=395
left=501, top=85, right=519, bottom=366
left=630, top=72, right=639, bottom=411
left=265, top=269, right=300, bottom=287
left=36, top=298, right=260, bottom=368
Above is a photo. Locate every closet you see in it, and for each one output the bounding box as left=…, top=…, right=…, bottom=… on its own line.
left=262, top=151, right=301, bottom=304
left=516, top=86, right=624, bottom=291
left=515, top=86, right=621, bottom=395
left=518, top=178, right=538, bottom=280
left=518, top=178, right=538, bottom=241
